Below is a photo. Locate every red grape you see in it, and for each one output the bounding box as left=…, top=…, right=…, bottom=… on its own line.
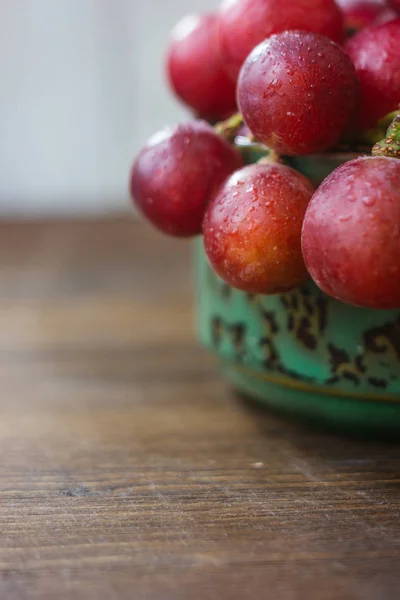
left=302, top=156, right=400, bottom=309
left=218, top=0, right=344, bottom=80
left=337, top=0, right=393, bottom=32
left=166, top=13, right=236, bottom=121
left=203, top=162, right=315, bottom=294
left=345, top=19, right=400, bottom=129
left=389, top=0, right=400, bottom=10
left=237, top=31, right=359, bottom=156
left=130, top=121, right=242, bottom=238
left=374, top=6, right=400, bottom=23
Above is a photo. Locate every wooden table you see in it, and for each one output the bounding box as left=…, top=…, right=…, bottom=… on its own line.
left=1, top=218, right=400, bottom=600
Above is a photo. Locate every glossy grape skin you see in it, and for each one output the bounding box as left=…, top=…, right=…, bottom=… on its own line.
left=218, top=0, right=344, bottom=81
left=237, top=32, right=359, bottom=156
left=166, top=14, right=237, bottom=121
left=337, top=0, right=394, bottom=32
left=389, top=0, right=400, bottom=10
left=374, top=6, right=400, bottom=23
left=302, top=157, right=400, bottom=309
left=130, top=121, right=242, bottom=238
left=345, top=19, right=400, bottom=130
left=203, top=163, right=315, bottom=294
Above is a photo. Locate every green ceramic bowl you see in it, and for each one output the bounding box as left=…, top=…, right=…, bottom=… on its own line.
left=195, top=148, right=400, bottom=438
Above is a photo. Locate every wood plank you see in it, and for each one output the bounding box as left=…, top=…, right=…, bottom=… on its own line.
left=0, top=218, right=399, bottom=600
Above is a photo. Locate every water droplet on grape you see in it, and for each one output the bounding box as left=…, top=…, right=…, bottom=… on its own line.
left=362, top=196, right=376, bottom=207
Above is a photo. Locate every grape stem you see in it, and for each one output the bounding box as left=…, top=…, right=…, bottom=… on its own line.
left=372, top=110, right=400, bottom=159
left=340, top=111, right=399, bottom=150
left=215, top=112, right=244, bottom=142
left=257, top=150, right=281, bottom=165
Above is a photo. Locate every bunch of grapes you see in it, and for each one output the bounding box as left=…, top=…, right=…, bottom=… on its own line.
left=130, top=0, right=400, bottom=309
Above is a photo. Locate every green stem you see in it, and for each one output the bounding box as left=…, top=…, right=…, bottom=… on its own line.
left=215, top=112, right=244, bottom=143
left=378, top=110, right=400, bottom=131
left=340, top=111, right=400, bottom=150
left=372, top=112, right=400, bottom=159
left=257, top=150, right=281, bottom=165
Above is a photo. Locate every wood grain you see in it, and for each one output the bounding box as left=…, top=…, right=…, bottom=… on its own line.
left=0, top=218, right=399, bottom=600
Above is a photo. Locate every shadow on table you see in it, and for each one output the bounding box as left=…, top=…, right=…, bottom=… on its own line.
left=236, top=390, right=400, bottom=444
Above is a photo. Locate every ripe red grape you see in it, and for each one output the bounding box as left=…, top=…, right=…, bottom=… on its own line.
left=389, top=0, right=400, bottom=10
left=237, top=31, right=359, bottom=156
left=345, top=19, right=400, bottom=129
left=218, top=0, right=344, bottom=80
left=374, top=6, right=400, bottom=23
left=302, top=156, right=400, bottom=309
left=337, top=0, right=394, bottom=32
left=203, top=162, right=315, bottom=294
left=130, top=121, right=242, bottom=238
left=166, top=13, right=236, bottom=121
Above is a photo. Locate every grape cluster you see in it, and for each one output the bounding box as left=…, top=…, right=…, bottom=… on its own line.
left=130, top=0, right=400, bottom=309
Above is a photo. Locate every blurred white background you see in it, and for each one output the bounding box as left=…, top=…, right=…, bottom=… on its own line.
left=0, top=0, right=217, bottom=215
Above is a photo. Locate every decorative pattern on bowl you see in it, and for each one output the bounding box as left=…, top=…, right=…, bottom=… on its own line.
left=195, top=151, right=400, bottom=436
